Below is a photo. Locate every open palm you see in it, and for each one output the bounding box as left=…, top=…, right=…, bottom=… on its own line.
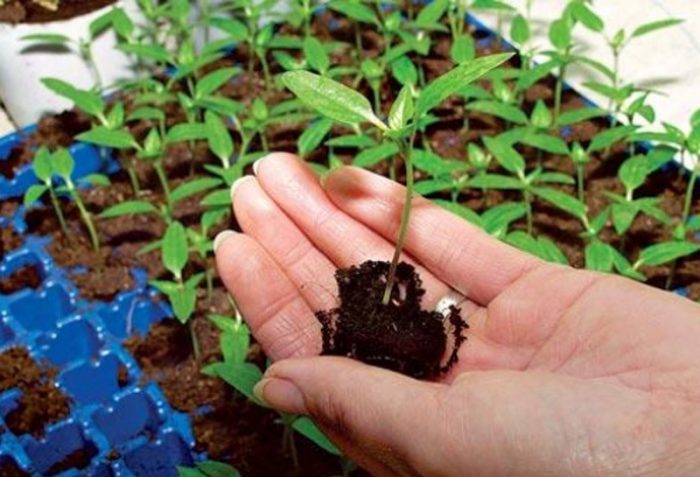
left=216, top=153, right=700, bottom=477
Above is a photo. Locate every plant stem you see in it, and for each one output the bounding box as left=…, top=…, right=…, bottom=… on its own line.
left=259, top=50, right=273, bottom=90
left=189, top=318, right=201, bottom=360
left=576, top=164, right=585, bottom=203
left=682, top=166, right=699, bottom=226
left=127, top=164, right=141, bottom=197
left=553, top=62, right=568, bottom=124
left=70, top=184, right=100, bottom=252
left=48, top=187, right=69, bottom=236
left=154, top=162, right=172, bottom=205
left=524, top=190, right=534, bottom=234
left=382, top=129, right=416, bottom=305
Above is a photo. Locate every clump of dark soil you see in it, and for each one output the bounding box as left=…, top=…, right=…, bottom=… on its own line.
left=45, top=446, right=96, bottom=476
left=0, top=0, right=116, bottom=24
left=0, top=347, right=72, bottom=438
left=318, top=261, right=467, bottom=379
left=0, top=264, right=42, bottom=294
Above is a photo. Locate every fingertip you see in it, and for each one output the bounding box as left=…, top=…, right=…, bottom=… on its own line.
left=230, top=175, right=255, bottom=202
left=213, top=230, right=237, bottom=254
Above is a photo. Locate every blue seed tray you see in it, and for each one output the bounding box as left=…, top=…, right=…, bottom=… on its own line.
left=0, top=124, right=118, bottom=200
left=0, top=213, right=202, bottom=476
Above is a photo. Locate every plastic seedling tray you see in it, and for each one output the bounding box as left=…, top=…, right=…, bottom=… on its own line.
left=0, top=13, right=691, bottom=477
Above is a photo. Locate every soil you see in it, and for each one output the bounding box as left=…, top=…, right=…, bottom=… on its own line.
left=318, top=261, right=466, bottom=379
left=0, top=264, right=42, bottom=294
left=0, top=0, right=116, bottom=24
left=0, top=347, right=71, bottom=438
left=0, top=226, right=22, bottom=257
left=0, top=111, right=91, bottom=180
left=45, top=447, right=96, bottom=476
left=0, top=459, right=29, bottom=477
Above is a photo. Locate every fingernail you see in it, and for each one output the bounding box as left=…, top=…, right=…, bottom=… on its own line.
left=253, top=377, right=307, bottom=414
left=230, top=175, right=253, bottom=200
left=252, top=157, right=265, bottom=175
left=213, top=230, right=236, bottom=253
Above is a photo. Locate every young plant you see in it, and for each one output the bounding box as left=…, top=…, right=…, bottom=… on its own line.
left=151, top=221, right=204, bottom=355
left=24, top=148, right=107, bottom=252
left=178, top=460, right=241, bottom=477
left=281, top=53, right=512, bottom=303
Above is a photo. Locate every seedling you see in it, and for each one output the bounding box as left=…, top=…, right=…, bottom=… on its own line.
left=281, top=53, right=512, bottom=302
left=24, top=148, right=106, bottom=252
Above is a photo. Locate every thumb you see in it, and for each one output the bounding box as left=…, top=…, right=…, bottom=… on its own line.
left=254, top=356, right=451, bottom=476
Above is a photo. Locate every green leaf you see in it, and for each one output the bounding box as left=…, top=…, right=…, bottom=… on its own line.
left=162, top=221, right=189, bottom=278
left=571, top=2, right=604, bottom=32
left=100, top=200, right=159, bottom=219
left=32, top=147, right=53, bottom=182
left=509, top=14, right=530, bottom=44
left=119, top=43, right=170, bottom=63
left=611, top=202, right=638, bottom=235
left=467, top=100, right=528, bottom=124
left=516, top=59, right=560, bottom=91
left=171, top=178, right=222, bottom=205
left=328, top=0, right=379, bottom=25
left=303, top=36, right=330, bottom=74
left=201, top=189, right=232, bottom=208
left=77, top=127, right=136, bottom=149
left=450, top=34, right=475, bottom=63
left=530, top=100, right=552, bottom=129
left=391, top=55, right=418, bottom=86
left=83, top=173, right=110, bottom=186
left=588, top=125, right=636, bottom=152
left=533, top=187, right=586, bottom=220
left=325, top=134, right=377, bottom=148
left=585, top=240, right=613, bottom=272
left=21, top=33, right=71, bottom=45
left=467, top=174, right=523, bottom=190
left=353, top=142, right=399, bottom=168
left=548, top=18, right=572, bottom=50
left=196, top=460, right=241, bottom=477
left=167, top=286, right=197, bottom=323
left=618, top=155, right=650, bottom=193
left=556, top=107, right=606, bottom=126
left=197, top=96, right=245, bottom=117
left=388, top=85, right=414, bottom=131
left=635, top=241, right=700, bottom=268
left=631, top=18, right=683, bottom=38
left=483, top=135, right=525, bottom=173
left=583, top=81, right=631, bottom=102
left=51, top=148, right=74, bottom=179
left=416, top=53, right=513, bottom=116
left=413, top=149, right=467, bottom=176
left=166, top=123, right=209, bottom=143
left=205, top=362, right=263, bottom=404
left=177, top=468, right=205, bottom=477
left=537, top=172, right=575, bottom=185
left=298, top=118, right=334, bottom=158
left=205, top=112, right=234, bottom=163
left=482, top=202, right=527, bottom=237
left=433, top=200, right=484, bottom=227
left=196, top=68, right=238, bottom=98
left=281, top=71, right=386, bottom=130
left=41, top=78, right=104, bottom=117
left=520, top=132, right=569, bottom=155
left=210, top=17, right=249, bottom=41
left=292, top=417, right=341, bottom=456
left=414, top=0, right=448, bottom=28
left=24, top=184, right=48, bottom=207
left=415, top=178, right=454, bottom=195
left=537, top=236, right=569, bottom=265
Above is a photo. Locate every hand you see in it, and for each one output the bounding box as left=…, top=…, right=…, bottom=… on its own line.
left=215, top=153, right=700, bottom=477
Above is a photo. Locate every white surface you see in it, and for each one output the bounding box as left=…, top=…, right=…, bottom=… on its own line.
left=0, top=0, right=140, bottom=129
left=474, top=0, right=700, bottom=131
left=0, top=107, right=14, bottom=137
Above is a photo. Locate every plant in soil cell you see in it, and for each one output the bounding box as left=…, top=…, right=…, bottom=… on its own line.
left=24, top=147, right=107, bottom=252
left=203, top=314, right=351, bottom=474
left=151, top=221, right=204, bottom=354
left=467, top=133, right=574, bottom=235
